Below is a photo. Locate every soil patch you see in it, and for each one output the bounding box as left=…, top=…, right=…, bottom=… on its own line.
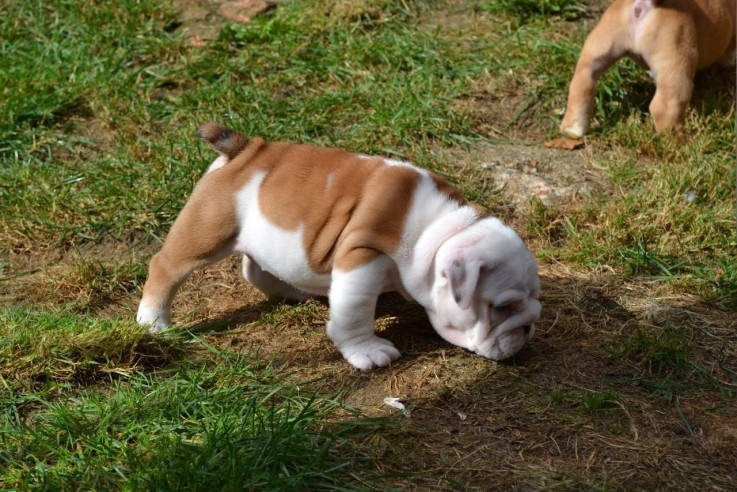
left=438, top=140, right=608, bottom=207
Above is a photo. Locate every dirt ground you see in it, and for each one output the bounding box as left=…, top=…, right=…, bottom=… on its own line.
left=3, top=1, right=735, bottom=489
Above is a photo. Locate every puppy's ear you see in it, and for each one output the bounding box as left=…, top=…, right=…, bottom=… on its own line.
left=441, top=251, right=489, bottom=310
left=197, top=122, right=248, bottom=160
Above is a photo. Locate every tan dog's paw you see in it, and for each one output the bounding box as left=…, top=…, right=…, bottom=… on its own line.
left=559, top=117, right=589, bottom=139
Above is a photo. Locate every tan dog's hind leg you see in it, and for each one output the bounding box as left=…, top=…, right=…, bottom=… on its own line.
left=647, top=39, right=698, bottom=134
left=137, top=183, right=239, bottom=331
left=560, top=15, right=629, bottom=138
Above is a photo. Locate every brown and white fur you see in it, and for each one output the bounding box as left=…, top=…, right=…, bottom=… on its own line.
left=560, top=0, right=736, bottom=138
left=137, top=123, right=541, bottom=371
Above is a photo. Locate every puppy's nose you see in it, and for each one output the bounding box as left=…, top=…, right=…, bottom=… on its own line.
left=523, top=325, right=532, bottom=335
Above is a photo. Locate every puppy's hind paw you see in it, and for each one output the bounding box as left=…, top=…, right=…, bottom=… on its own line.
left=136, top=303, right=171, bottom=333
left=340, top=337, right=401, bottom=372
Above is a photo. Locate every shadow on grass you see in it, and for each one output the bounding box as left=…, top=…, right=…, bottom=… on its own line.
left=185, top=298, right=276, bottom=334
left=365, top=268, right=737, bottom=489
left=692, top=64, right=737, bottom=118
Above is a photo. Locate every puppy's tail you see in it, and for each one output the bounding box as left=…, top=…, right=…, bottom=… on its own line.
left=197, top=123, right=248, bottom=160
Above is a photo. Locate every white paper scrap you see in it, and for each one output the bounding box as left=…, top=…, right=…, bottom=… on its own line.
left=383, top=397, right=411, bottom=417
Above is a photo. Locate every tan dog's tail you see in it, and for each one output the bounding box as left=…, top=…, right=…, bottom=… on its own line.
left=197, top=123, right=248, bottom=160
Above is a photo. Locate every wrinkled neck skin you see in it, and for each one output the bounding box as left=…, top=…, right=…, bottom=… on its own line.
left=430, top=224, right=541, bottom=359
left=397, top=206, right=480, bottom=307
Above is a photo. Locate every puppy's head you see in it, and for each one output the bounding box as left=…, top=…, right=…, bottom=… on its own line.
left=427, top=217, right=541, bottom=360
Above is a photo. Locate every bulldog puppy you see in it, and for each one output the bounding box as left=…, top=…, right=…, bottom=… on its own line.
left=560, top=0, right=736, bottom=138
left=137, top=123, right=541, bottom=370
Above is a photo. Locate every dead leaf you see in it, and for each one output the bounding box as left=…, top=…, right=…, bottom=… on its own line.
left=544, top=138, right=585, bottom=150
left=189, top=36, right=208, bottom=47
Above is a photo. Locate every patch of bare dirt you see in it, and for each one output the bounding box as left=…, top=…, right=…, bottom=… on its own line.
left=453, top=76, right=555, bottom=141
left=0, top=240, right=155, bottom=313
left=439, top=140, right=609, bottom=207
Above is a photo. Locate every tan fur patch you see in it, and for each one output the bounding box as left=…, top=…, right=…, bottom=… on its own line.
left=250, top=148, right=420, bottom=273
left=164, top=128, right=484, bottom=276
left=430, top=173, right=487, bottom=217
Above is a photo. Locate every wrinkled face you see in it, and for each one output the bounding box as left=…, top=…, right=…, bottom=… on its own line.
left=427, top=219, right=541, bottom=361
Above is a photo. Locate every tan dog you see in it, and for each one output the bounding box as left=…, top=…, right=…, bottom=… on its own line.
left=560, top=0, right=735, bottom=137
left=137, top=123, right=541, bottom=370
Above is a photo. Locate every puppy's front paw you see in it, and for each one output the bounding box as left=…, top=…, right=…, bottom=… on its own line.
left=339, top=336, right=401, bottom=371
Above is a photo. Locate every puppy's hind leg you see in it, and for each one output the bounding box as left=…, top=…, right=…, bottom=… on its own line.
left=137, top=185, right=239, bottom=331
left=242, top=255, right=313, bottom=301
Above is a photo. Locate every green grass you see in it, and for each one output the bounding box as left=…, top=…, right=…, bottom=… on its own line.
left=526, top=102, right=735, bottom=305
left=479, top=0, right=587, bottom=21
left=559, top=125, right=735, bottom=304
left=579, top=390, right=621, bottom=413
left=0, top=0, right=479, bottom=252
left=0, top=307, right=384, bottom=490
left=0, top=306, right=182, bottom=381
